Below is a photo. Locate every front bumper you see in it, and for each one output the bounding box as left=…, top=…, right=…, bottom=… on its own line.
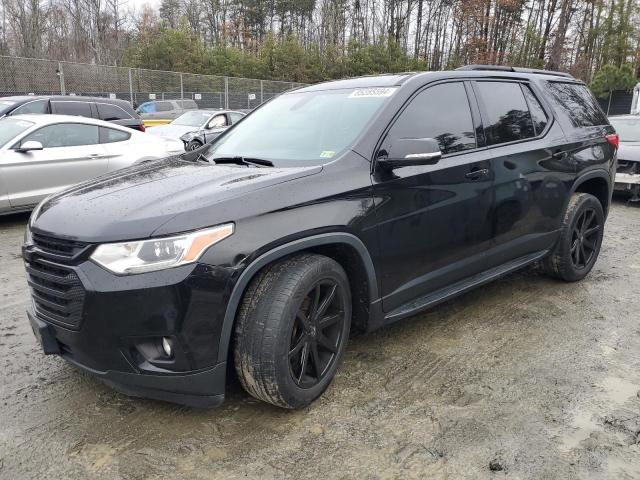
left=23, top=241, right=236, bottom=407
left=615, top=172, right=640, bottom=185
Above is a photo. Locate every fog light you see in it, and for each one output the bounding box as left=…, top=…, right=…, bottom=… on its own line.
left=161, top=337, right=173, bottom=358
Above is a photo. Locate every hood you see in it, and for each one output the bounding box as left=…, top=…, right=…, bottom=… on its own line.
left=31, top=157, right=322, bottom=242
left=618, top=142, right=640, bottom=162
left=147, top=124, right=198, bottom=139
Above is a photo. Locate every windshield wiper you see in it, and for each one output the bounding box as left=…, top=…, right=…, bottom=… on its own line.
left=211, top=156, right=274, bottom=168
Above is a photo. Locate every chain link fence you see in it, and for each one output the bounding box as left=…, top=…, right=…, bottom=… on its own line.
left=0, top=55, right=307, bottom=110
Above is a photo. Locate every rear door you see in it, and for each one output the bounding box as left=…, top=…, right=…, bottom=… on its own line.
left=3, top=123, right=108, bottom=207
left=471, top=80, right=571, bottom=266
left=50, top=100, right=93, bottom=119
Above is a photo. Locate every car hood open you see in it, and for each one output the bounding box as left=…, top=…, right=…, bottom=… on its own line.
left=31, top=157, right=322, bottom=243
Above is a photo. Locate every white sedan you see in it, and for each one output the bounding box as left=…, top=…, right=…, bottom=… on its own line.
left=0, top=114, right=184, bottom=215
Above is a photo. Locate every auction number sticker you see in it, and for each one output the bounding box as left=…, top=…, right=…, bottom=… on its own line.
left=349, top=87, right=397, bottom=98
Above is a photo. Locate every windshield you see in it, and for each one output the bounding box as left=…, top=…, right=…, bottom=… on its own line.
left=609, top=117, right=640, bottom=142
left=0, top=118, right=34, bottom=148
left=172, top=111, right=213, bottom=127
left=205, top=87, right=396, bottom=165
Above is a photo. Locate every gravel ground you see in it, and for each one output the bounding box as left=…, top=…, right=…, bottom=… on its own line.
left=1, top=201, right=639, bottom=480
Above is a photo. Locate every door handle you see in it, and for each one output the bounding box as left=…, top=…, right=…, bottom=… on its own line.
left=465, top=168, right=489, bottom=180
left=88, top=153, right=104, bottom=158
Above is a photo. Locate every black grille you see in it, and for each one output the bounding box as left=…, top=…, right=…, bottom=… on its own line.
left=26, top=257, right=85, bottom=330
left=617, top=160, right=638, bottom=175
left=32, top=233, right=89, bottom=261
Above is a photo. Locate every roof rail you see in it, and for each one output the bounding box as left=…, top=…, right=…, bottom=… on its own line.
left=455, top=64, right=574, bottom=79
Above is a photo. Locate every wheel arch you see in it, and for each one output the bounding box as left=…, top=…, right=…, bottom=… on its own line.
left=570, top=170, right=612, bottom=217
left=216, top=232, right=381, bottom=364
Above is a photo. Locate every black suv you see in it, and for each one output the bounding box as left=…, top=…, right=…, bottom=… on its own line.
left=23, top=66, right=617, bottom=409
left=0, top=95, right=145, bottom=131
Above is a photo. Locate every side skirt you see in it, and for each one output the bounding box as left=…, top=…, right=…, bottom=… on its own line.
left=383, top=250, right=548, bottom=325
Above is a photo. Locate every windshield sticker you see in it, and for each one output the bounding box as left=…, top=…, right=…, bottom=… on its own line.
left=349, top=87, right=397, bottom=98
left=320, top=151, right=336, bottom=158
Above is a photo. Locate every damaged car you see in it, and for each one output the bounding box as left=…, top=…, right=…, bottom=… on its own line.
left=609, top=115, right=640, bottom=203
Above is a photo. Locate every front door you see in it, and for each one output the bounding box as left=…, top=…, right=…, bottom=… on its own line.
left=2, top=123, right=108, bottom=207
left=372, top=81, right=494, bottom=313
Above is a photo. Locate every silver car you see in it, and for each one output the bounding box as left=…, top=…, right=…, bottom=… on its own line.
left=135, top=99, right=199, bottom=121
left=0, top=115, right=184, bottom=215
left=147, top=110, right=246, bottom=150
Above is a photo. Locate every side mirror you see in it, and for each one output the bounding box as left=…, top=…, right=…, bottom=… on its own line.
left=376, top=138, right=442, bottom=169
left=17, top=141, right=44, bottom=153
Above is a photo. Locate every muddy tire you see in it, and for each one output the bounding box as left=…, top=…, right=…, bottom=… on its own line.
left=541, top=192, right=604, bottom=282
left=233, top=254, right=351, bottom=409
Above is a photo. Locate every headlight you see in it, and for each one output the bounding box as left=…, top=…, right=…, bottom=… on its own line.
left=180, top=132, right=198, bottom=142
left=90, top=223, right=234, bottom=275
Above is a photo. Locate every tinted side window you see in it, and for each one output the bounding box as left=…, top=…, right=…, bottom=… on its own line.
left=97, top=103, right=130, bottom=121
left=11, top=99, right=49, bottom=115
left=476, top=82, right=535, bottom=145
left=100, top=127, right=131, bottom=143
left=51, top=101, right=92, bottom=117
left=522, top=85, right=548, bottom=135
left=156, top=102, right=173, bottom=112
left=546, top=82, right=608, bottom=129
left=22, top=124, right=99, bottom=148
left=385, top=82, right=476, bottom=155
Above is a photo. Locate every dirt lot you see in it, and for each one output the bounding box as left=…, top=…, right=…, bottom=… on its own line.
left=1, top=201, right=639, bottom=480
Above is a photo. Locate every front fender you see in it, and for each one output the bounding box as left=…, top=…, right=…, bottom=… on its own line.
left=215, top=232, right=380, bottom=363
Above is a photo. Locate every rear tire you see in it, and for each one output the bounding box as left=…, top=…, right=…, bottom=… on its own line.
left=542, top=192, right=604, bottom=282
left=233, top=254, right=351, bottom=409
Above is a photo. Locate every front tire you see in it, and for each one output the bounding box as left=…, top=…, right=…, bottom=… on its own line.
left=186, top=140, right=203, bottom=151
left=233, top=254, right=351, bottom=409
left=542, top=192, right=605, bottom=282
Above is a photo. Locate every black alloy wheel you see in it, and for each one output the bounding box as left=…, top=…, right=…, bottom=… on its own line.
left=570, top=207, right=600, bottom=269
left=289, top=280, right=347, bottom=389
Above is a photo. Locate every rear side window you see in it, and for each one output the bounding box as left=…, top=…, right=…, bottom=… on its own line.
left=97, top=103, right=131, bottom=121
left=11, top=99, right=49, bottom=115
left=385, top=82, right=476, bottom=155
left=546, top=82, right=608, bottom=129
left=522, top=86, right=548, bottom=135
left=100, top=127, right=131, bottom=143
left=182, top=100, right=198, bottom=109
left=476, top=81, right=535, bottom=145
left=51, top=101, right=92, bottom=117
left=156, top=102, right=173, bottom=112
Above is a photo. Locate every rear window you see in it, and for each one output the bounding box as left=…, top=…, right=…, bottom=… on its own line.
left=100, top=127, right=131, bottom=143
left=97, top=103, right=131, bottom=121
left=546, top=82, right=608, bottom=129
left=52, top=101, right=92, bottom=117
left=476, top=81, right=535, bottom=145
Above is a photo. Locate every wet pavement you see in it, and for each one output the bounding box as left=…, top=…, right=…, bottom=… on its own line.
left=1, top=201, right=639, bottom=479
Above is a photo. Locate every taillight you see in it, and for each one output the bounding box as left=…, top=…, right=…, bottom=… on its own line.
left=606, top=133, right=619, bottom=149
left=138, top=124, right=146, bottom=132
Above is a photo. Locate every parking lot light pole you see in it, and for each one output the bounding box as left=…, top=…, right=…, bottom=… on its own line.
left=224, top=77, right=229, bottom=109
